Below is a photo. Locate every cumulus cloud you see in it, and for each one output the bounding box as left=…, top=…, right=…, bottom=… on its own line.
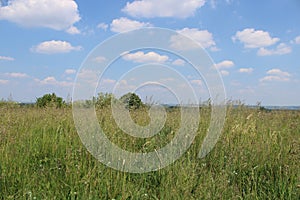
left=260, top=76, right=289, bottom=82
left=118, top=80, right=128, bottom=86
left=66, top=26, right=80, bottom=34
left=239, top=68, right=253, bottom=73
left=0, top=0, right=80, bottom=33
left=260, top=68, right=291, bottom=82
left=172, top=59, right=186, bottom=66
left=220, top=70, right=229, bottom=76
left=77, top=69, right=99, bottom=80
left=190, top=79, right=203, bottom=86
left=35, top=76, right=73, bottom=87
left=65, top=69, right=76, bottom=74
left=122, top=0, right=206, bottom=18
left=5, top=72, right=29, bottom=78
left=101, top=78, right=116, bottom=84
left=38, top=76, right=56, bottom=84
left=122, top=51, right=169, bottom=63
left=93, top=56, right=107, bottom=63
left=0, top=56, right=14, bottom=61
left=170, top=28, right=217, bottom=51
left=214, top=60, right=234, bottom=76
left=232, top=28, right=279, bottom=48
left=257, top=43, right=292, bottom=56
left=97, top=23, right=108, bottom=31
left=293, top=36, right=300, bottom=44
left=267, top=68, right=291, bottom=77
left=110, top=17, right=152, bottom=33
left=215, top=60, right=234, bottom=69
left=31, top=40, right=82, bottom=54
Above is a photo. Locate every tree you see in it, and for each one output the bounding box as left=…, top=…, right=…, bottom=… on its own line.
left=36, top=93, right=65, bottom=108
left=119, top=92, right=143, bottom=110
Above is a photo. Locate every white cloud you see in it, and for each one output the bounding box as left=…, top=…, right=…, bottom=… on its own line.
left=294, top=36, right=300, bottom=44
left=141, top=81, right=161, bottom=85
left=5, top=72, right=28, bottom=78
left=114, top=79, right=136, bottom=93
left=120, top=51, right=129, bottom=56
left=122, top=0, right=206, bottom=18
left=260, top=76, right=289, bottom=82
left=220, top=70, right=229, bottom=76
left=123, top=51, right=169, bottom=63
left=101, top=78, right=116, bottom=84
left=260, top=68, right=291, bottom=82
left=232, top=28, right=279, bottom=48
left=77, top=69, right=98, bottom=80
left=97, top=23, right=108, bottom=31
left=239, top=68, right=253, bottom=73
left=76, top=69, right=104, bottom=88
left=215, top=60, right=234, bottom=69
left=39, top=76, right=56, bottom=84
left=257, top=43, right=292, bottom=56
left=110, top=17, right=152, bottom=33
left=0, top=79, right=9, bottom=84
left=267, top=68, right=291, bottom=77
left=160, top=78, right=174, bottom=82
left=190, top=79, right=203, bottom=86
left=36, top=76, right=73, bottom=87
left=93, top=56, right=107, bottom=63
left=0, top=0, right=80, bottom=33
left=170, top=28, right=217, bottom=50
left=66, top=26, right=80, bottom=34
left=172, top=59, right=185, bottom=66
left=31, top=40, right=82, bottom=54
left=0, top=56, right=14, bottom=61
left=65, top=69, right=76, bottom=74
left=118, top=80, right=128, bottom=86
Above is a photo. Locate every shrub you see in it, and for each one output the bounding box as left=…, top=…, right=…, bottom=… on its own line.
left=120, top=92, right=143, bottom=110
left=36, top=93, right=65, bottom=108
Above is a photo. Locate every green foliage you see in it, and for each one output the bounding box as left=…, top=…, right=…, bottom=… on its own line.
left=36, top=93, right=65, bottom=108
left=96, top=92, right=116, bottom=108
left=120, top=92, right=144, bottom=110
left=72, top=92, right=142, bottom=109
left=259, top=106, right=271, bottom=112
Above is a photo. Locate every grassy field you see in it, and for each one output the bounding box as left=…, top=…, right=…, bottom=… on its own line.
left=0, top=104, right=299, bottom=199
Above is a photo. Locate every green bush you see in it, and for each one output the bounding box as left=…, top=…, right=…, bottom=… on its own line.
left=36, top=93, right=65, bottom=108
left=120, top=92, right=144, bottom=110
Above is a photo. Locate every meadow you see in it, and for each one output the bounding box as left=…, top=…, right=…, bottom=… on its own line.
left=0, top=103, right=299, bottom=199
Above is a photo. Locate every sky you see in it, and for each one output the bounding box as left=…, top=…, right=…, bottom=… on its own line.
left=0, top=0, right=300, bottom=106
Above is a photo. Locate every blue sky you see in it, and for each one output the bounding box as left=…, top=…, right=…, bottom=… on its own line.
left=0, top=0, right=300, bottom=105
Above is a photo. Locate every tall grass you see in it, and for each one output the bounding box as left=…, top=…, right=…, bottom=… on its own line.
left=0, top=104, right=299, bottom=199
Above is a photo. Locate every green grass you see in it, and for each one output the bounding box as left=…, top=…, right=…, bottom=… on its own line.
left=0, top=104, right=299, bottom=199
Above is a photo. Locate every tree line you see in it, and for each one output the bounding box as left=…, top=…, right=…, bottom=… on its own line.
left=35, top=92, right=144, bottom=109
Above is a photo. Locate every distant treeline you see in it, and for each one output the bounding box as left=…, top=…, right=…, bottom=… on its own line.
left=1, top=93, right=299, bottom=111
left=0, top=92, right=145, bottom=110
